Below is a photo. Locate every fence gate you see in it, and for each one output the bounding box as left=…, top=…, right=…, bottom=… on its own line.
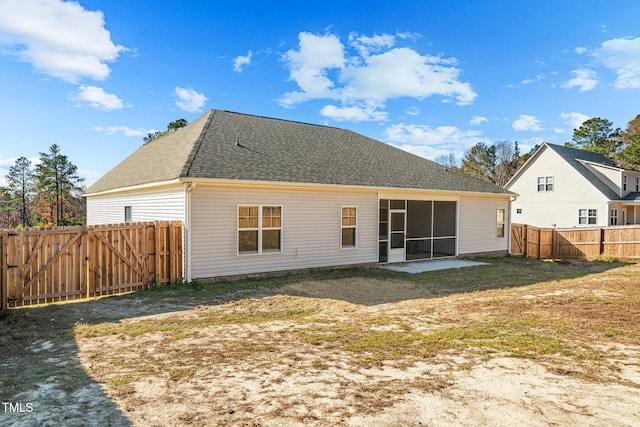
left=3, top=227, right=88, bottom=307
left=1, top=221, right=182, bottom=309
left=510, top=223, right=527, bottom=256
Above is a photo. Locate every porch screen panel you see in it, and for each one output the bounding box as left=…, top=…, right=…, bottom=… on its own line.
left=433, top=201, right=456, bottom=258
left=406, top=240, right=432, bottom=260
left=433, top=201, right=456, bottom=237
left=433, top=238, right=456, bottom=257
left=407, top=200, right=432, bottom=238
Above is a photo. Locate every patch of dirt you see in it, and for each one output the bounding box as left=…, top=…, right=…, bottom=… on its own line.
left=2, top=261, right=640, bottom=426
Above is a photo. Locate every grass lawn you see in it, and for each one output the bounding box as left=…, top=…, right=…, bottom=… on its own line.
left=1, top=256, right=639, bottom=426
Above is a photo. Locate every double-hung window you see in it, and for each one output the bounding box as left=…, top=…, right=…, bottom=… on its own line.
left=341, top=207, right=357, bottom=248
left=238, top=205, right=282, bottom=254
left=578, top=209, right=597, bottom=225
left=496, top=209, right=506, bottom=238
left=537, top=176, right=553, bottom=192
left=124, top=206, right=132, bottom=224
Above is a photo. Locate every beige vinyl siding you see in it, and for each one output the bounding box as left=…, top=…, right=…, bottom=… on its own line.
left=86, top=185, right=185, bottom=225
left=189, top=184, right=378, bottom=279
left=585, top=163, right=622, bottom=195
left=508, top=147, right=610, bottom=228
left=458, top=196, right=510, bottom=254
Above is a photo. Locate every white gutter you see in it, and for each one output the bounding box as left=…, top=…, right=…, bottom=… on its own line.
left=85, top=179, right=182, bottom=197
left=177, top=177, right=515, bottom=199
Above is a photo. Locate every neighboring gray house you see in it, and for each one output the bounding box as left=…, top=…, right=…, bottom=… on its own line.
left=505, top=143, right=640, bottom=228
left=86, top=109, right=514, bottom=281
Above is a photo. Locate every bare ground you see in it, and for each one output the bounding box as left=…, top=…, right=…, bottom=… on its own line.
left=1, top=257, right=639, bottom=426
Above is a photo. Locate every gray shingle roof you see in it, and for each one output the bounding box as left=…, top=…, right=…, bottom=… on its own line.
left=544, top=143, right=622, bottom=200
left=87, top=109, right=513, bottom=196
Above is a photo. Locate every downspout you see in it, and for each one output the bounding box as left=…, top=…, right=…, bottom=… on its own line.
left=509, top=196, right=516, bottom=254
left=456, top=194, right=460, bottom=257
left=184, top=181, right=196, bottom=282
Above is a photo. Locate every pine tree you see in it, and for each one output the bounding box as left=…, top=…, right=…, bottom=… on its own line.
left=6, top=156, right=34, bottom=227
left=33, top=144, right=85, bottom=226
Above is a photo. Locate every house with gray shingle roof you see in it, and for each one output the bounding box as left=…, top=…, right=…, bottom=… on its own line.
left=86, top=109, right=514, bottom=281
left=505, top=143, right=640, bottom=228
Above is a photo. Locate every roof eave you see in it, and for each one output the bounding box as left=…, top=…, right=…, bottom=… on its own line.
left=84, top=179, right=183, bottom=197
left=178, top=177, right=515, bottom=197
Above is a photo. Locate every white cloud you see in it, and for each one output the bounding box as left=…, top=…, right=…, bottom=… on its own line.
left=278, top=31, right=476, bottom=118
left=233, top=50, right=253, bottom=72
left=384, top=123, right=483, bottom=160
left=93, top=125, right=151, bottom=137
left=280, top=32, right=346, bottom=106
left=560, top=112, right=591, bottom=129
left=320, top=104, right=387, bottom=122
left=561, top=69, right=598, bottom=92
left=348, top=32, right=395, bottom=57
left=469, top=115, right=487, bottom=125
left=0, top=0, right=125, bottom=83
left=594, top=36, right=640, bottom=89
left=69, top=85, right=123, bottom=110
left=574, top=47, right=587, bottom=54
left=174, top=87, right=208, bottom=112
left=512, top=115, right=543, bottom=131
left=405, top=106, right=420, bottom=116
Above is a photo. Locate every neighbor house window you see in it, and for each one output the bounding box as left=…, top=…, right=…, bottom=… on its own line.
left=623, top=176, right=628, bottom=191
left=537, top=176, right=553, bottom=192
left=341, top=207, right=357, bottom=248
left=578, top=209, right=597, bottom=225
left=238, top=205, right=282, bottom=254
left=496, top=209, right=506, bottom=238
left=636, top=177, right=640, bottom=191
left=610, top=209, right=618, bottom=226
left=124, top=206, right=132, bottom=223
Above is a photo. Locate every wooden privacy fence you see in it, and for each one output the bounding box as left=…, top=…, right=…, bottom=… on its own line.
left=1, top=221, right=182, bottom=309
left=511, top=223, right=640, bottom=260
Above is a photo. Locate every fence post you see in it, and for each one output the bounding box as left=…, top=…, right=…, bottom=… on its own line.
left=1, top=230, right=7, bottom=310
left=599, top=227, right=605, bottom=256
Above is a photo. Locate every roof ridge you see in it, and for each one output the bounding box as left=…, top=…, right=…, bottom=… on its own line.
left=220, top=109, right=345, bottom=131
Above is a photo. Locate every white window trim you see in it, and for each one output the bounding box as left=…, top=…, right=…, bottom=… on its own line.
left=237, top=205, right=283, bottom=256
left=341, top=206, right=357, bottom=249
left=496, top=208, right=506, bottom=238
left=578, top=208, right=597, bottom=225
left=537, top=176, right=554, bottom=192
left=610, top=208, right=618, bottom=226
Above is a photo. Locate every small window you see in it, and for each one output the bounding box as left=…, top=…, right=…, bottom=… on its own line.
left=496, top=209, right=506, bottom=238
left=516, top=208, right=522, bottom=214
left=579, top=209, right=597, bottom=225
left=238, top=205, right=282, bottom=254
left=623, top=176, right=627, bottom=191
left=610, top=209, right=618, bottom=226
left=124, top=206, right=132, bottom=223
left=341, top=207, right=357, bottom=248
left=537, top=176, right=553, bottom=192
left=636, top=177, right=640, bottom=192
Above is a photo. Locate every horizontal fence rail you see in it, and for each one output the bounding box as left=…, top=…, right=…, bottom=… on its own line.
left=511, top=223, right=640, bottom=260
left=1, top=221, right=182, bottom=309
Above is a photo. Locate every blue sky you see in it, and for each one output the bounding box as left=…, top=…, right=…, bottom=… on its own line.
left=1, top=0, right=640, bottom=187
